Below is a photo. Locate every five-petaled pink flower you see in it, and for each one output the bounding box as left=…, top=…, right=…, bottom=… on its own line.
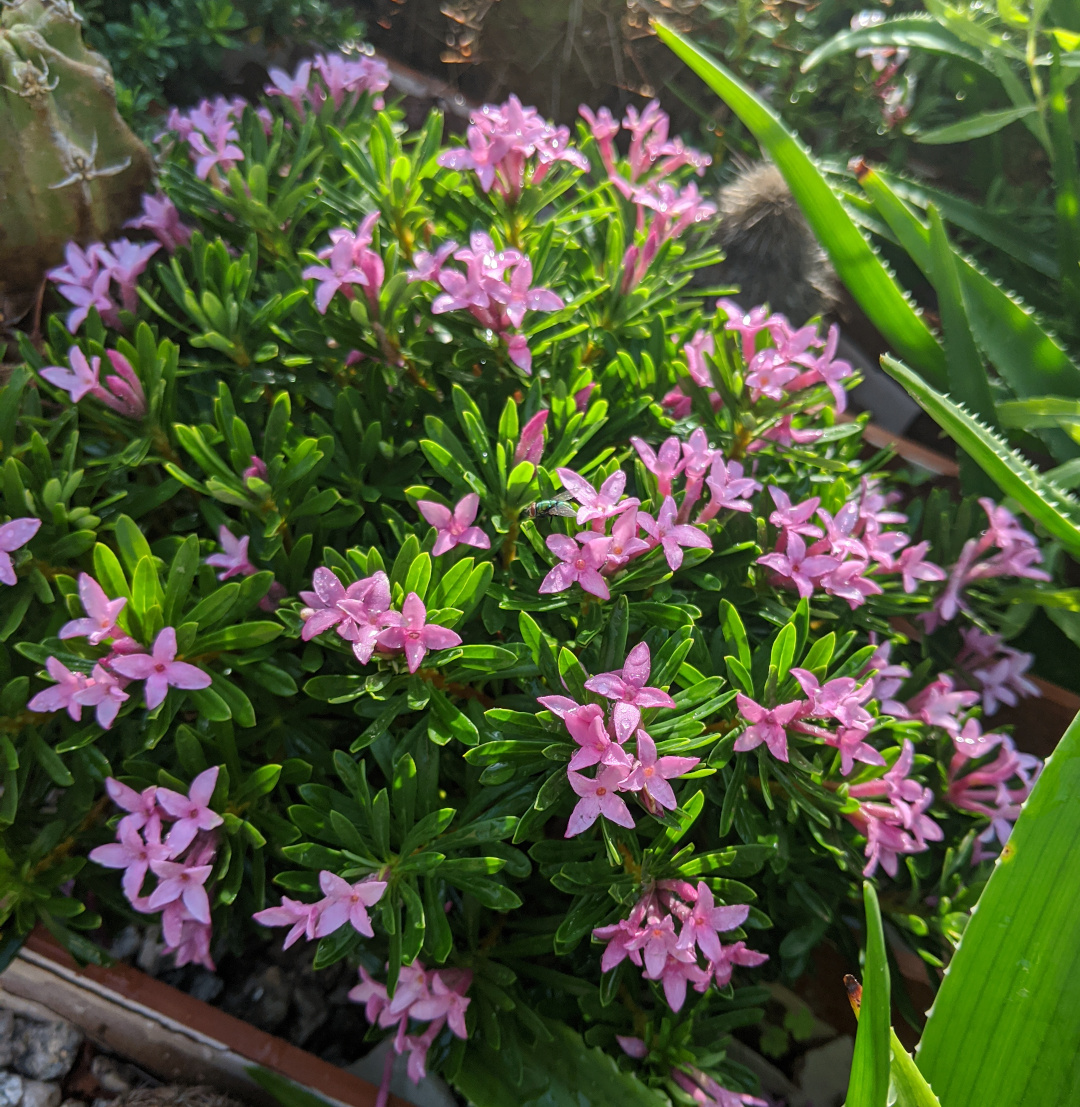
left=734, top=693, right=804, bottom=762
left=111, top=627, right=212, bottom=711
left=0, top=517, right=40, bottom=586
left=566, top=764, right=637, bottom=836
left=313, top=872, right=388, bottom=938
left=377, top=593, right=462, bottom=673
left=418, top=494, right=491, bottom=556
left=59, top=573, right=126, bottom=644
left=156, top=766, right=225, bottom=855
left=540, top=534, right=612, bottom=599
left=584, top=642, right=674, bottom=741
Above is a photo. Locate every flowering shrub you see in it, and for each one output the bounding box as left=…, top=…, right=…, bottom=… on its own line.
left=0, top=57, right=1061, bottom=1105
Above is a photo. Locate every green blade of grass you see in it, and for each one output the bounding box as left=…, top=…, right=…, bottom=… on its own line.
left=653, top=20, right=948, bottom=387
left=846, top=883, right=891, bottom=1107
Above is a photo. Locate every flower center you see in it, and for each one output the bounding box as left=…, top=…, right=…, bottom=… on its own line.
left=574, top=558, right=587, bottom=571
left=595, top=786, right=607, bottom=797
left=406, top=629, right=422, bottom=641
left=644, top=766, right=654, bottom=777
left=154, top=662, right=167, bottom=673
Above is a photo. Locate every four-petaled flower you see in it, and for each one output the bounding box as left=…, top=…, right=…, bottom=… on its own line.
left=584, top=642, right=674, bottom=741
left=60, top=573, right=126, bottom=644
left=566, top=764, right=636, bottom=835
left=418, top=494, right=491, bottom=556
left=540, top=534, right=612, bottom=599
left=205, top=526, right=257, bottom=580
left=156, top=766, right=225, bottom=855
left=0, top=517, right=40, bottom=586
left=637, top=496, right=712, bottom=571
left=314, top=872, right=388, bottom=938
left=377, top=593, right=462, bottom=673
left=555, top=467, right=639, bottom=527
left=111, top=627, right=212, bottom=711
left=734, top=693, right=804, bottom=762
left=633, top=730, right=699, bottom=811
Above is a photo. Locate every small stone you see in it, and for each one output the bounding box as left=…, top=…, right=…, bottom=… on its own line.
left=0, top=1008, right=15, bottom=1066
left=20, top=1080, right=62, bottom=1107
left=109, top=926, right=141, bottom=961
left=12, top=1018, right=83, bottom=1081
left=0, top=1073, right=23, bottom=1107
left=89, top=1057, right=136, bottom=1095
left=186, top=973, right=223, bottom=1005
left=60, top=1098, right=87, bottom=1107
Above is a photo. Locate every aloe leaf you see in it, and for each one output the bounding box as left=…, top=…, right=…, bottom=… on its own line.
left=801, top=14, right=984, bottom=71
left=857, top=162, right=1080, bottom=459
left=846, top=883, right=890, bottom=1107
left=997, top=396, right=1080, bottom=429
left=881, top=355, right=1080, bottom=555
left=889, top=1031, right=942, bottom=1107
left=916, top=709, right=1080, bottom=1105
left=913, top=104, right=1038, bottom=144
left=1049, top=52, right=1080, bottom=317
left=653, top=21, right=948, bottom=386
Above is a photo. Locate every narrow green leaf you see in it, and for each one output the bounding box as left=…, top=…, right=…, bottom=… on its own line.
left=917, top=708, right=1080, bottom=1105
left=802, top=15, right=984, bottom=71
left=846, top=883, right=890, bottom=1107
left=889, top=1031, right=941, bottom=1107
left=655, top=20, right=947, bottom=385
left=915, top=105, right=1038, bottom=144
left=1049, top=52, right=1080, bottom=318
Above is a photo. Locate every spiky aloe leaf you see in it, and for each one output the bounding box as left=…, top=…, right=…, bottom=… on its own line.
left=653, top=20, right=948, bottom=387
left=881, top=355, right=1080, bottom=556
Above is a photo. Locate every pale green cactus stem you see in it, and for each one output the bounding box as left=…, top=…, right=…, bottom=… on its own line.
left=0, top=0, right=153, bottom=318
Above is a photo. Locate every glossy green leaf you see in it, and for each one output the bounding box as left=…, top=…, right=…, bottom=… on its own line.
left=802, top=15, right=984, bottom=71
left=881, top=355, right=1080, bottom=555
left=846, top=883, right=890, bottom=1107
left=1050, top=52, right=1080, bottom=317
left=917, top=709, right=1080, bottom=1105
left=889, top=1031, right=941, bottom=1107
left=914, top=105, right=1038, bottom=144
left=655, top=20, right=947, bottom=385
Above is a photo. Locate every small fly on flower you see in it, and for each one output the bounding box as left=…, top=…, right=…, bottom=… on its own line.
left=526, top=499, right=578, bottom=519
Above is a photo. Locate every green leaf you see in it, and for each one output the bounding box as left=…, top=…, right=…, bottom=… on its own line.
left=1050, top=52, right=1080, bottom=318
left=881, top=356, right=1080, bottom=555
left=889, top=1031, right=941, bottom=1107
left=655, top=20, right=947, bottom=385
left=916, top=708, right=1080, bottom=1106
left=192, top=621, right=283, bottom=653
left=114, top=514, right=154, bottom=576
left=802, top=15, right=984, bottom=71
left=915, top=105, right=1038, bottom=144
left=846, top=883, right=890, bottom=1107
left=451, top=1018, right=667, bottom=1107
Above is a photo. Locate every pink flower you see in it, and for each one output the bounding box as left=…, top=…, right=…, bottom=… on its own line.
left=514, top=409, right=548, bottom=465
left=348, top=965, right=390, bottom=1024
left=156, top=766, right=224, bottom=855
left=684, top=330, right=715, bottom=387
left=786, top=323, right=853, bottom=411
left=584, top=642, right=675, bottom=742
left=0, top=517, right=40, bottom=585
left=97, top=238, right=160, bottom=313
left=616, top=1036, right=648, bottom=1059
left=540, top=533, right=613, bottom=599
left=767, top=487, right=822, bottom=540
left=488, top=257, right=564, bottom=328
left=49, top=249, right=120, bottom=332
left=303, top=232, right=366, bottom=313
left=253, top=896, right=322, bottom=948
left=243, top=455, right=268, bottom=482
left=907, top=674, right=978, bottom=735
left=98, top=351, right=147, bottom=419
left=125, top=193, right=193, bottom=253
left=60, top=575, right=126, bottom=646
left=564, top=704, right=627, bottom=771
left=377, top=592, right=463, bottom=672
left=556, top=467, right=639, bottom=527
left=73, top=664, right=129, bottom=729
left=40, top=347, right=102, bottom=403
left=408, top=971, right=472, bottom=1039
left=313, top=871, right=388, bottom=938
left=566, top=764, right=637, bottom=835
left=187, top=120, right=244, bottom=179
left=673, top=1067, right=767, bottom=1107
left=697, top=456, right=760, bottom=522
left=627, top=913, right=680, bottom=977
left=89, top=815, right=170, bottom=902
left=604, top=509, right=652, bottom=570
left=205, top=526, right=257, bottom=580
left=896, top=540, right=945, bottom=593
left=169, top=918, right=215, bottom=971
left=110, top=626, right=212, bottom=711
left=417, top=494, right=491, bottom=556
left=757, top=532, right=839, bottom=599
left=631, top=730, right=699, bottom=811
left=146, top=858, right=213, bottom=922
left=406, top=241, right=459, bottom=283
left=335, top=572, right=393, bottom=665
left=734, top=693, right=805, bottom=762
left=27, top=657, right=89, bottom=720
left=718, top=300, right=780, bottom=362
left=819, top=559, right=882, bottom=609
left=266, top=60, right=312, bottom=113
left=104, top=777, right=159, bottom=834
left=676, top=882, right=750, bottom=962
left=637, top=496, right=711, bottom=571
left=630, top=436, right=683, bottom=496
left=299, top=567, right=362, bottom=640
left=708, top=941, right=770, bottom=989
left=652, top=951, right=709, bottom=1012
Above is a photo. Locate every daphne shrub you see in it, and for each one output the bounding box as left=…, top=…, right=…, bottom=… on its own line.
left=0, top=58, right=1059, bottom=1105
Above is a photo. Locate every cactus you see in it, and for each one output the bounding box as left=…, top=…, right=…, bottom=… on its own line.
left=0, top=0, right=153, bottom=317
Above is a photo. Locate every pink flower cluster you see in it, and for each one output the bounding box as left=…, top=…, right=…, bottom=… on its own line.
left=437, top=94, right=588, bottom=202
left=593, top=879, right=767, bottom=1012
left=163, top=96, right=265, bottom=180
left=88, top=769, right=224, bottom=970
left=0, top=517, right=40, bottom=586
left=757, top=480, right=943, bottom=609
left=47, top=239, right=160, bottom=332
left=419, top=232, right=563, bottom=374
left=845, top=740, right=943, bottom=877
left=266, top=51, right=390, bottom=115
left=538, top=643, right=699, bottom=834
left=946, top=720, right=1041, bottom=863
left=924, top=499, right=1050, bottom=631
left=672, top=1066, right=767, bottom=1107
left=954, top=627, right=1039, bottom=716
left=539, top=433, right=753, bottom=600
left=304, top=213, right=385, bottom=315
left=253, top=871, right=387, bottom=945
left=299, top=568, right=462, bottom=673
left=850, top=11, right=916, bottom=127
left=40, top=345, right=147, bottom=420
left=27, top=575, right=211, bottom=726
left=579, top=101, right=715, bottom=292
left=349, top=962, right=471, bottom=1088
